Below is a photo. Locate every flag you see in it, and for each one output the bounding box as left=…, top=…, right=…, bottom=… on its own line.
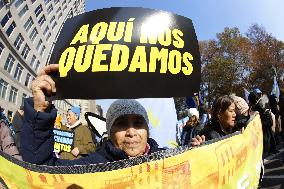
left=244, top=88, right=250, bottom=103
left=271, top=76, right=280, bottom=99
left=138, top=98, right=177, bottom=148
left=198, top=92, right=204, bottom=106
left=186, top=96, right=197, bottom=108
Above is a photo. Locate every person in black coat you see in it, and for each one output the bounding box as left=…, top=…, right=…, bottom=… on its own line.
left=21, top=65, right=164, bottom=166
left=248, top=89, right=276, bottom=156
left=191, top=95, right=237, bottom=145
left=277, top=88, right=284, bottom=141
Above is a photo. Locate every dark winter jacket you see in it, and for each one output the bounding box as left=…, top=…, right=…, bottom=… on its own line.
left=198, top=119, right=228, bottom=141
left=251, top=95, right=275, bottom=154
left=234, top=114, right=250, bottom=132
left=21, top=98, right=163, bottom=166
left=180, top=125, right=198, bottom=146
left=278, top=95, right=284, bottom=117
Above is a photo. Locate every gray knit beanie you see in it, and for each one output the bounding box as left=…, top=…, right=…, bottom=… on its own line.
left=106, top=99, right=149, bottom=136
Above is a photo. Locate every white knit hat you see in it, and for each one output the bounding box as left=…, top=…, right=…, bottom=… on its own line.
left=187, top=108, right=199, bottom=119
left=106, top=99, right=149, bottom=136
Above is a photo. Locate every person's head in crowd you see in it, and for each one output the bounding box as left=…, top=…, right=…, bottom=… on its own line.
left=248, top=88, right=262, bottom=106
left=248, top=88, right=271, bottom=114
left=185, top=108, right=199, bottom=127
left=212, top=95, right=236, bottom=131
left=106, top=99, right=149, bottom=157
left=230, top=95, right=249, bottom=116
left=67, top=106, right=81, bottom=126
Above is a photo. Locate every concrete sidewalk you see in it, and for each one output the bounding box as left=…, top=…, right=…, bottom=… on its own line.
left=261, top=142, right=284, bottom=189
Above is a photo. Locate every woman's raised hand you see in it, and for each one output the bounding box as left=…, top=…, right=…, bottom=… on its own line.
left=31, top=64, right=59, bottom=112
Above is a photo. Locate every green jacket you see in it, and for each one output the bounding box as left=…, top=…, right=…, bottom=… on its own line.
left=59, top=123, right=96, bottom=160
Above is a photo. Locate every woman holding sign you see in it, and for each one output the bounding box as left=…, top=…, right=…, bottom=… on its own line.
left=21, top=65, right=164, bottom=165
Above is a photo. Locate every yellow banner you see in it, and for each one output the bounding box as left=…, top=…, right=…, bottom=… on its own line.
left=0, top=114, right=263, bottom=189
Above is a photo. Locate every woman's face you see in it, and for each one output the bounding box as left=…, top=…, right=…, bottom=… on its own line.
left=218, top=103, right=236, bottom=129
left=111, top=115, right=148, bottom=158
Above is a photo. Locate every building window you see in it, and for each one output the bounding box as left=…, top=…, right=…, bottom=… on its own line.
left=0, top=0, right=6, bottom=10
left=13, top=34, right=24, bottom=50
left=29, top=27, right=38, bottom=42
left=44, top=0, right=51, bottom=5
left=24, top=17, right=34, bottom=32
left=30, top=55, right=36, bottom=67
left=18, top=5, right=29, bottom=17
left=63, top=4, right=67, bottom=11
left=58, top=12, right=62, bottom=19
left=6, top=21, right=16, bottom=36
left=40, top=46, right=46, bottom=56
left=0, top=41, right=4, bottom=55
left=24, top=73, right=31, bottom=87
left=38, top=15, right=46, bottom=26
left=0, top=79, right=8, bottom=99
left=14, top=0, right=24, bottom=8
left=35, top=61, right=40, bottom=72
left=43, top=26, right=49, bottom=36
left=47, top=4, right=53, bottom=14
left=4, top=54, right=15, bottom=74
left=21, top=44, right=30, bottom=59
left=50, top=15, right=55, bottom=24
left=22, top=93, right=27, bottom=106
left=35, top=4, right=43, bottom=17
left=54, top=0, right=59, bottom=5
left=36, top=39, right=43, bottom=51
left=9, top=86, right=18, bottom=104
left=31, top=0, right=36, bottom=4
left=56, top=7, right=61, bottom=13
left=1, top=11, right=11, bottom=27
left=46, top=32, right=51, bottom=41
left=51, top=21, right=57, bottom=29
left=14, top=64, right=23, bottom=81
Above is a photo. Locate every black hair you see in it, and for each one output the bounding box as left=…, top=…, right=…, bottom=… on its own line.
left=212, top=95, right=234, bottom=119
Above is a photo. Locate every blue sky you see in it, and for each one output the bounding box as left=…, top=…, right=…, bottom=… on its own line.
left=86, top=0, right=284, bottom=41
left=86, top=0, right=284, bottom=112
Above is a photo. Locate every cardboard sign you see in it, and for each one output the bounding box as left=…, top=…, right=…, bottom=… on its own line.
left=53, top=129, right=74, bottom=152
left=49, top=7, right=201, bottom=99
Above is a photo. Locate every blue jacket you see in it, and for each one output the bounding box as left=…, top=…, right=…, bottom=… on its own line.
left=21, top=98, right=163, bottom=166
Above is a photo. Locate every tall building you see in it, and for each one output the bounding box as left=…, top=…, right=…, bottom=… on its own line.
left=0, top=0, right=93, bottom=121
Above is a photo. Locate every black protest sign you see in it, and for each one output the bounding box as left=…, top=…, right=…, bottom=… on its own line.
left=49, top=7, right=201, bottom=99
left=53, top=129, right=74, bottom=152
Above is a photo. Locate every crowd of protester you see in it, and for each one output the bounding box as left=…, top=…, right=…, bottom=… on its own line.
left=180, top=88, right=284, bottom=161
left=0, top=64, right=283, bottom=168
